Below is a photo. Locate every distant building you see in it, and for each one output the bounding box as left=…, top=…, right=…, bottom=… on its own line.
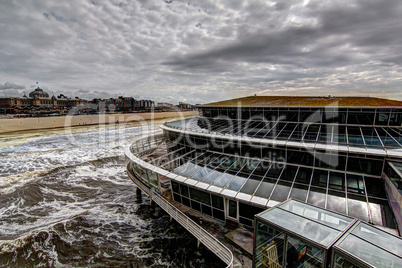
left=157, top=102, right=175, bottom=108
left=178, top=102, right=193, bottom=110
left=0, top=84, right=163, bottom=115
left=0, top=85, right=86, bottom=114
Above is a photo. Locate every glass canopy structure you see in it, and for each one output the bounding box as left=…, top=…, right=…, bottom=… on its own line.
left=165, top=117, right=402, bottom=155
left=254, top=200, right=402, bottom=268
left=126, top=95, right=402, bottom=263
left=254, top=200, right=356, bottom=268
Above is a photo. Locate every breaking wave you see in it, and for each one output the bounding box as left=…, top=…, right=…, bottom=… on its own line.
left=0, top=123, right=224, bottom=267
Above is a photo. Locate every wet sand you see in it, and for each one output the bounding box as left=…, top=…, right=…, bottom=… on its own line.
left=0, top=111, right=197, bottom=134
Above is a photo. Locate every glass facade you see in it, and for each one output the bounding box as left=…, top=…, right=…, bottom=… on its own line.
left=158, top=131, right=394, bottom=227
left=199, top=107, right=402, bottom=127
left=165, top=115, right=402, bottom=151
left=125, top=101, right=402, bottom=267
left=170, top=180, right=264, bottom=226
left=254, top=200, right=355, bottom=268
left=332, top=222, right=402, bottom=268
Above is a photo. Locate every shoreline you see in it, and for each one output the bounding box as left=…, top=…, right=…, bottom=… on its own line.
left=0, top=111, right=197, bottom=134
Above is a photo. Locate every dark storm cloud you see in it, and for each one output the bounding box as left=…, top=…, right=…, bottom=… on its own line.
left=0, top=82, right=25, bottom=90
left=165, top=0, right=402, bottom=73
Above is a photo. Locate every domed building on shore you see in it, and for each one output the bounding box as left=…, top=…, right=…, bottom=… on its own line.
left=0, top=83, right=86, bottom=114
left=28, top=86, right=50, bottom=99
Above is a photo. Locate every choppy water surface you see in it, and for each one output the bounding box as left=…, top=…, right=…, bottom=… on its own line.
left=0, top=122, right=223, bottom=267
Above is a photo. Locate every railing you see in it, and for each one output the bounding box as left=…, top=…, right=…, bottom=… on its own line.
left=127, top=167, right=235, bottom=268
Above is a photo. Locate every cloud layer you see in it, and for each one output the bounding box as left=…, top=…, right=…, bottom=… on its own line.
left=1, top=0, right=401, bottom=103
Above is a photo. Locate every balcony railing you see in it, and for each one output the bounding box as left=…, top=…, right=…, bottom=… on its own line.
left=127, top=167, right=235, bottom=268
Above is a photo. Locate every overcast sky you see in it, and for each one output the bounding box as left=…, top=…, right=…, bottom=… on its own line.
left=1, top=0, right=402, bottom=104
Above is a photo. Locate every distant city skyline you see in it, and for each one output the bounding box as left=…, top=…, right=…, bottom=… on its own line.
left=1, top=0, right=402, bottom=104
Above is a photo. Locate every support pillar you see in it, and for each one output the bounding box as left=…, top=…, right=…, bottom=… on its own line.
left=136, top=187, right=142, bottom=202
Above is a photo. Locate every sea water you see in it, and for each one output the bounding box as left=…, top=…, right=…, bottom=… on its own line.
left=0, top=121, right=223, bottom=267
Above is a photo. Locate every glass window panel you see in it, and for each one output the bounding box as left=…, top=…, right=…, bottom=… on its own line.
left=368, top=197, right=395, bottom=227
left=228, top=199, right=237, bottom=218
left=318, top=125, right=332, bottom=143
left=288, top=150, right=314, bottom=166
left=212, top=195, right=224, bottom=210
left=286, top=236, right=324, bottom=268
left=295, top=167, right=312, bottom=185
left=385, top=162, right=402, bottom=193
left=173, top=162, right=192, bottom=174
left=315, top=152, right=346, bottom=171
left=270, top=182, right=292, bottom=202
left=251, top=161, right=269, bottom=177
left=180, top=184, right=189, bottom=197
left=312, top=170, right=328, bottom=188
left=352, top=222, right=402, bottom=256
left=181, top=164, right=203, bottom=177
left=260, top=209, right=340, bottom=246
left=361, top=127, right=382, bottom=147
left=328, top=172, right=345, bottom=191
left=265, top=165, right=284, bottom=179
left=327, top=190, right=347, bottom=214
left=189, top=188, right=211, bottom=205
left=347, top=194, right=369, bottom=221
left=280, top=165, right=298, bottom=182
left=376, top=127, right=400, bottom=148
left=191, top=200, right=201, bottom=211
left=347, top=110, right=375, bottom=125
left=347, top=126, right=365, bottom=146
left=276, top=123, right=297, bottom=140
left=173, top=193, right=181, bottom=202
left=375, top=109, right=390, bottom=125
left=213, top=208, right=225, bottom=220
left=201, top=204, right=212, bottom=216
left=191, top=166, right=214, bottom=181
left=347, top=157, right=382, bottom=176
left=240, top=176, right=263, bottom=195
left=288, top=124, right=304, bottom=141
left=303, top=124, right=320, bottom=141
left=239, top=202, right=264, bottom=220
left=254, top=221, right=285, bottom=268
left=389, top=110, right=402, bottom=126
left=182, top=197, right=190, bottom=207
left=307, top=186, right=326, bottom=208
left=387, top=127, right=402, bottom=144
left=201, top=170, right=224, bottom=184
left=346, top=174, right=365, bottom=195
left=254, top=178, right=277, bottom=198
left=337, top=234, right=402, bottom=268
left=212, top=172, right=236, bottom=187
left=332, top=125, right=348, bottom=144
left=226, top=175, right=248, bottom=191
left=171, top=181, right=180, bottom=194
left=365, top=177, right=386, bottom=198
left=289, top=184, right=309, bottom=202
left=264, top=122, right=282, bottom=139
left=301, top=109, right=322, bottom=123
left=281, top=200, right=353, bottom=230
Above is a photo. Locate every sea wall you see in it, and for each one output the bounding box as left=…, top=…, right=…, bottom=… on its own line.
left=0, top=111, right=197, bottom=134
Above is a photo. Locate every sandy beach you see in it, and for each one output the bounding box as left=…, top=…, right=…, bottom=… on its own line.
left=0, top=111, right=197, bottom=134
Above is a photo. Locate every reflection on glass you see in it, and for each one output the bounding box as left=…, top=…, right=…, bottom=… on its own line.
left=286, top=236, right=324, bottom=268
left=260, top=209, right=340, bottom=246
left=280, top=200, right=353, bottom=231
left=255, top=221, right=284, bottom=268
left=337, top=234, right=402, bottom=268
left=226, top=175, right=248, bottom=191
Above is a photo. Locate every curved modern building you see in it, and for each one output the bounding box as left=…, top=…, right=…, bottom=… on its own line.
left=126, top=96, right=402, bottom=268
